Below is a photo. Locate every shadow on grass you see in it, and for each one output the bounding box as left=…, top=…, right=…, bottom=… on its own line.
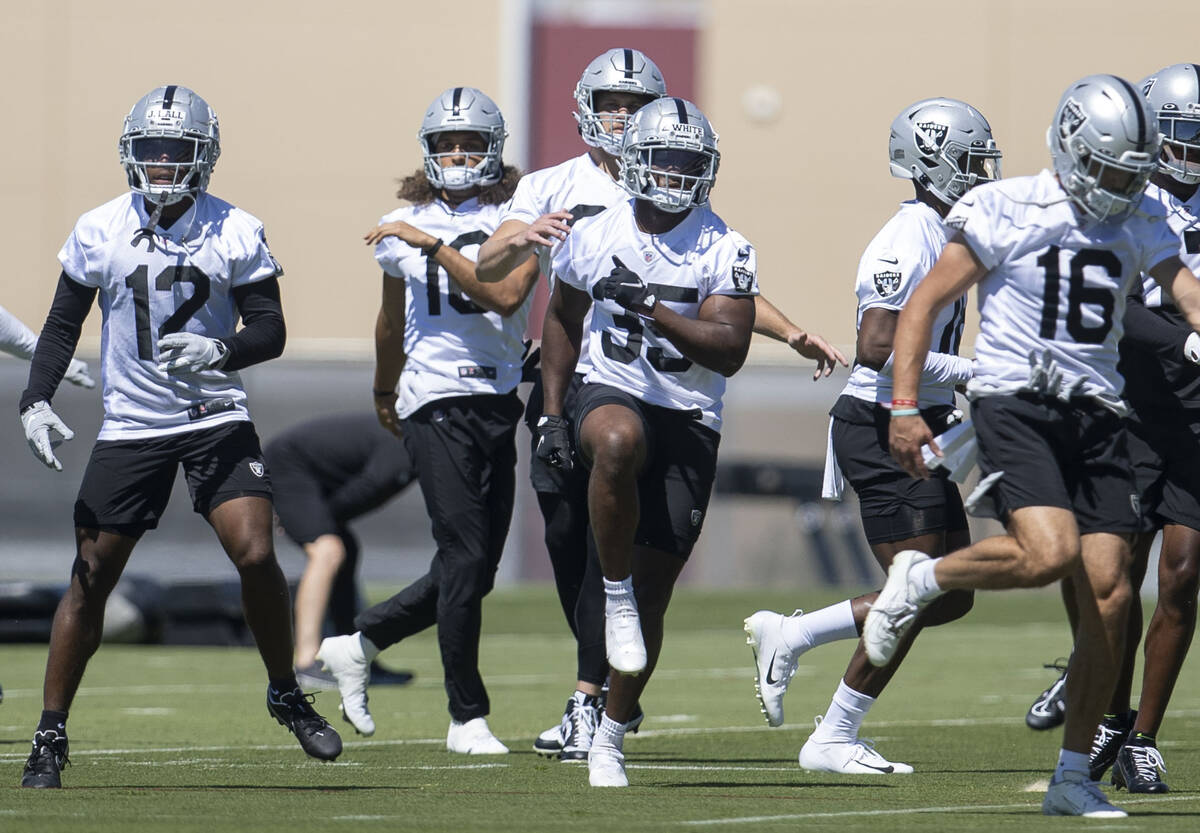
left=662, top=780, right=898, bottom=790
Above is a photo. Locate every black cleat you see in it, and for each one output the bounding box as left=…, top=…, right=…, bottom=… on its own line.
left=1089, top=710, right=1135, bottom=782
left=534, top=697, right=573, bottom=758
left=1112, top=740, right=1169, bottom=794
left=560, top=694, right=599, bottom=762
left=267, top=686, right=343, bottom=761
left=21, top=730, right=69, bottom=788
left=1025, top=658, right=1068, bottom=730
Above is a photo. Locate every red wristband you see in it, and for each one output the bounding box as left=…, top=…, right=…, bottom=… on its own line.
left=891, top=398, right=919, bottom=409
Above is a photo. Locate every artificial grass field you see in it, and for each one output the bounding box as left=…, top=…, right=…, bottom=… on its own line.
left=2, top=586, right=1199, bottom=832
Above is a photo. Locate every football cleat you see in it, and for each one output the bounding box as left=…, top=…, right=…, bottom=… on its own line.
left=1112, top=740, right=1169, bottom=793
left=605, top=596, right=647, bottom=674
left=534, top=721, right=565, bottom=757
left=1089, top=710, right=1135, bottom=782
left=863, top=550, right=935, bottom=667
left=561, top=694, right=600, bottom=762
left=798, top=733, right=913, bottom=775
left=267, top=687, right=343, bottom=761
left=743, top=609, right=805, bottom=727
left=1042, top=770, right=1127, bottom=817
left=317, top=634, right=375, bottom=736
left=20, top=730, right=69, bottom=789
left=1025, top=657, right=1069, bottom=731
left=446, top=717, right=509, bottom=755
left=588, top=742, right=629, bottom=787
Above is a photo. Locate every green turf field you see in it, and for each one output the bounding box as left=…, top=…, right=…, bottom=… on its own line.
left=2, top=586, right=1198, bottom=831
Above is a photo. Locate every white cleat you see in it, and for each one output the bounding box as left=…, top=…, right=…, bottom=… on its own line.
left=862, top=550, right=934, bottom=667
left=446, top=717, right=509, bottom=755
left=533, top=720, right=565, bottom=757
left=743, top=609, right=805, bottom=727
left=605, top=597, right=647, bottom=675
left=799, top=734, right=914, bottom=775
left=317, top=634, right=375, bottom=737
left=588, top=743, right=629, bottom=787
left=1042, top=770, right=1127, bottom=817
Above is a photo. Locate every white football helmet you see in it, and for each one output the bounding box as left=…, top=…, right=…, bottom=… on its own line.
left=889, top=98, right=1001, bottom=206
left=574, top=48, right=667, bottom=156
left=418, top=87, right=507, bottom=191
left=119, top=85, right=220, bottom=205
left=620, top=97, right=719, bottom=213
left=1140, top=63, right=1200, bottom=184
left=1048, top=74, right=1160, bottom=222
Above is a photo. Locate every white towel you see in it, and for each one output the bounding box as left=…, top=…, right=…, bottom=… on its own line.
left=821, top=416, right=845, bottom=501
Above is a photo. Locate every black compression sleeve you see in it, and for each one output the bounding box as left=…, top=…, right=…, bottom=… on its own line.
left=220, top=277, right=286, bottom=372
left=1122, top=292, right=1189, bottom=356
left=20, top=272, right=97, bottom=413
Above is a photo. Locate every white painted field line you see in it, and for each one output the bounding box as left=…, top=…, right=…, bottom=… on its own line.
left=679, top=793, right=1200, bottom=825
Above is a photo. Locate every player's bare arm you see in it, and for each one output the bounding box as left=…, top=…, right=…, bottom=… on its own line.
left=649, top=293, right=756, bottom=378
left=1150, top=255, right=1200, bottom=336
left=752, top=294, right=847, bottom=379
left=888, top=235, right=985, bottom=478
left=540, top=281, right=590, bottom=418
left=475, top=213, right=572, bottom=282
left=373, top=273, right=406, bottom=435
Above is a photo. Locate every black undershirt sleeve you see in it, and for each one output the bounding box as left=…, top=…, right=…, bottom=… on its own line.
left=1122, top=291, right=1189, bottom=356
left=19, top=272, right=97, bottom=413
left=220, top=277, right=286, bottom=372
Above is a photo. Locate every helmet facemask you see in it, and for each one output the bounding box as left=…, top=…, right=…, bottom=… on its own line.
left=121, top=135, right=210, bottom=205
left=624, top=145, right=718, bottom=213
left=934, top=142, right=1002, bottom=204
left=1158, top=115, right=1200, bottom=184
left=575, top=89, right=659, bottom=156
left=420, top=128, right=503, bottom=191
left=1056, top=136, right=1157, bottom=222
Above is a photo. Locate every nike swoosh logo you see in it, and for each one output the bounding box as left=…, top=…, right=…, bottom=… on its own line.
left=878, top=256, right=899, bottom=264
left=859, top=762, right=894, bottom=773
left=764, top=650, right=780, bottom=685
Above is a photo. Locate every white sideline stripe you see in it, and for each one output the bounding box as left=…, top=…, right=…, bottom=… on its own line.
left=679, top=794, right=1200, bottom=825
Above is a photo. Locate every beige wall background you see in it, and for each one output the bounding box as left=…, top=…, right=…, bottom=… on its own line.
left=2, top=0, right=1198, bottom=362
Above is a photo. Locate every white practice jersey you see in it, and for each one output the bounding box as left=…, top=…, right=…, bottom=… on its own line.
left=948, top=170, right=1180, bottom=405
left=552, top=198, right=759, bottom=432
left=58, top=192, right=281, bottom=441
left=1138, top=181, right=1200, bottom=306
left=502, top=152, right=629, bottom=373
left=841, top=200, right=965, bottom=406
left=375, top=197, right=530, bottom=418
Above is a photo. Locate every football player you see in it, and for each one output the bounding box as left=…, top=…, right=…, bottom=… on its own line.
left=18, top=85, right=341, bottom=789
left=1080, top=62, right=1200, bottom=794
left=538, top=98, right=757, bottom=787
left=476, top=48, right=845, bottom=763
left=873, top=74, right=1200, bottom=817
left=316, top=87, right=539, bottom=754
left=1, top=305, right=95, bottom=389
left=264, top=413, right=418, bottom=689
left=743, top=98, right=1001, bottom=774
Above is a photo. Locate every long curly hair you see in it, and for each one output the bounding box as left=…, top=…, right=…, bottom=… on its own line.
left=395, top=164, right=522, bottom=207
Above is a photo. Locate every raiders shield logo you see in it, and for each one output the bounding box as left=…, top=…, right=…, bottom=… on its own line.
left=249, top=461, right=265, bottom=478
left=1059, top=97, right=1087, bottom=139
left=731, top=265, right=755, bottom=293
left=690, top=509, right=703, bottom=527
left=914, top=121, right=949, bottom=155
left=873, top=271, right=902, bottom=296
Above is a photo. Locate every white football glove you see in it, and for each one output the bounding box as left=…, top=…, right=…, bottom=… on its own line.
left=1185, top=332, right=1200, bottom=365
left=1025, top=349, right=1089, bottom=402
left=63, top=357, right=96, bottom=389
left=156, top=333, right=229, bottom=374
left=20, top=401, right=74, bottom=471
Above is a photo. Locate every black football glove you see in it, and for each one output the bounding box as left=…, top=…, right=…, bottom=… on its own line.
left=592, top=256, right=657, bottom=314
left=535, top=414, right=574, bottom=471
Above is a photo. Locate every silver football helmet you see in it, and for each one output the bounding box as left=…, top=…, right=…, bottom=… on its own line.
left=889, top=98, right=1001, bottom=206
left=574, top=48, right=667, bottom=156
left=620, top=97, right=719, bottom=213
left=418, top=87, right=507, bottom=191
left=119, top=85, right=220, bottom=205
left=1140, top=63, right=1200, bottom=184
left=1048, top=74, right=1160, bottom=222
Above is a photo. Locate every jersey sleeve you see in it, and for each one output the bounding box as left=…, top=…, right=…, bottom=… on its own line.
left=944, top=189, right=1004, bottom=270
left=57, top=226, right=96, bottom=287
left=1139, top=214, right=1184, bottom=276
left=550, top=224, right=587, bottom=292
left=231, top=224, right=284, bottom=287
left=500, top=174, right=544, bottom=225
left=0, top=304, right=39, bottom=359
left=707, top=237, right=760, bottom=297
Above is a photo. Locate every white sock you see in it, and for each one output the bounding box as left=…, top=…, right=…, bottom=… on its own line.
left=781, top=600, right=858, bottom=652
left=595, top=714, right=626, bottom=751
left=358, top=633, right=381, bottom=663
left=909, top=557, right=944, bottom=601
left=809, top=679, right=875, bottom=743
left=1055, top=748, right=1089, bottom=779
left=604, top=576, right=635, bottom=608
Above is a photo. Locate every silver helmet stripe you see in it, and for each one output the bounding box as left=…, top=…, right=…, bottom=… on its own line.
left=1109, top=74, right=1148, bottom=152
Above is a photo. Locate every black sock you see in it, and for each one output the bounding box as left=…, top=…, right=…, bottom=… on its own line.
left=1131, top=732, right=1156, bottom=745
left=269, top=676, right=299, bottom=694
left=38, top=710, right=68, bottom=735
